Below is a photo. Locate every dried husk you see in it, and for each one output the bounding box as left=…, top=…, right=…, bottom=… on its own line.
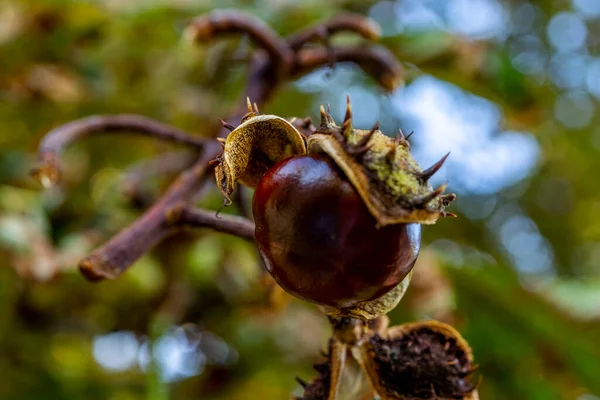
left=214, top=102, right=306, bottom=203
left=307, top=104, right=455, bottom=226
left=297, top=320, right=478, bottom=400
left=358, top=320, right=479, bottom=400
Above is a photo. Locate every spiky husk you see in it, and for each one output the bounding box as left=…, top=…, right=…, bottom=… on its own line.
left=307, top=98, right=455, bottom=226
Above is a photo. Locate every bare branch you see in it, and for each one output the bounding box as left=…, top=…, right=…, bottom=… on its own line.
left=288, top=13, right=380, bottom=50
left=175, top=207, right=255, bottom=242
left=293, top=46, right=404, bottom=92
left=78, top=143, right=220, bottom=281
left=186, top=10, right=293, bottom=71
left=122, top=150, right=198, bottom=206
left=77, top=58, right=278, bottom=282
left=32, top=115, right=207, bottom=188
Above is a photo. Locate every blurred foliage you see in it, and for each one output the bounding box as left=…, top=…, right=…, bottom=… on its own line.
left=1, top=0, right=600, bottom=399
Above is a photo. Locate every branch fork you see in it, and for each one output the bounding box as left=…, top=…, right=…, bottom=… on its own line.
left=33, top=10, right=403, bottom=281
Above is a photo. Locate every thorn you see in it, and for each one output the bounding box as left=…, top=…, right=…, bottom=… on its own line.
left=397, top=128, right=410, bottom=148
left=433, top=183, right=448, bottom=196
left=414, top=183, right=447, bottom=206
left=246, top=97, right=253, bottom=114
left=219, top=119, right=236, bottom=132
left=253, top=102, right=260, bottom=115
left=313, top=362, right=328, bottom=374
left=217, top=137, right=226, bottom=143
left=386, top=135, right=401, bottom=164
left=208, top=153, right=223, bottom=164
left=319, top=105, right=328, bottom=126
left=341, top=103, right=352, bottom=138
left=352, top=121, right=379, bottom=151
left=347, top=144, right=372, bottom=156
left=333, top=126, right=346, bottom=143
left=442, top=211, right=457, bottom=218
left=440, top=193, right=456, bottom=206
left=419, top=152, right=450, bottom=182
left=327, top=104, right=332, bottom=115
left=405, top=130, right=414, bottom=140
left=386, top=147, right=396, bottom=164
left=299, top=117, right=312, bottom=129
left=343, top=95, right=352, bottom=126
left=295, top=377, right=308, bottom=388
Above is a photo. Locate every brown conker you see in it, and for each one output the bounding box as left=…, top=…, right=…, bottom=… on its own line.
left=253, top=152, right=421, bottom=308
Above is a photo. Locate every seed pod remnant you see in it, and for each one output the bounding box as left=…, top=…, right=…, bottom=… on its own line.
left=360, top=321, right=480, bottom=400
left=296, top=320, right=479, bottom=400
left=308, top=96, right=455, bottom=226
left=214, top=98, right=307, bottom=204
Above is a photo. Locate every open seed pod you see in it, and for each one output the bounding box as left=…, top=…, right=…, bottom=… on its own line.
left=308, top=97, right=455, bottom=226
left=296, top=319, right=478, bottom=400
left=359, top=320, right=479, bottom=400
left=214, top=98, right=307, bottom=204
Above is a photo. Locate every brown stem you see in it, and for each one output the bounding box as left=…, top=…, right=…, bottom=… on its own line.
left=176, top=207, right=255, bottom=242
left=32, top=115, right=207, bottom=187
left=293, top=46, right=404, bottom=92
left=78, top=59, right=278, bottom=281
left=79, top=145, right=219, bottom=281
left=186, top=10, right=293, bottom=71
left=122, top=150, right=198, bottom=206
left=288, top=13, right=380, bottom=50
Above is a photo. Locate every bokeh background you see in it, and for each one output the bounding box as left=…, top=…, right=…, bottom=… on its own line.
left=1, top=0, right=600, bottom=399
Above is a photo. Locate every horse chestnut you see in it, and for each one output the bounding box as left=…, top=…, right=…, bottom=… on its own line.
left=216, top=98, right=454, bottom=314
left=253, top=152, right=421, bottom=308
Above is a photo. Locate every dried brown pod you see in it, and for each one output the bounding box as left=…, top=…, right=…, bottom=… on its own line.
left=359, top=320, right=479, bottom=400
left=214, top=98, right=307, bottom=203
left=297, top=319, right=478, bottom=400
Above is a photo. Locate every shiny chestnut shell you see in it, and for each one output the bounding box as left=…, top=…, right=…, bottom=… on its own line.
left=252, top=152, right=421, bottom=308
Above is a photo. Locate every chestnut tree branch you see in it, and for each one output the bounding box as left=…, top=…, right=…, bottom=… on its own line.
left=78, top=146, right=221, bottom=281
left=33, top=115, right=207, bottom=187
left=293, top=46, right=404, bottom=91
left=78, top=59, right=278, bottom=281
left=186, top=10, right=293, bottom=71
left=287, top=13, right=380, bottom=50
left=121, top=150, right=198, bottom=206
left=175, top=207, right=255, bottom=242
